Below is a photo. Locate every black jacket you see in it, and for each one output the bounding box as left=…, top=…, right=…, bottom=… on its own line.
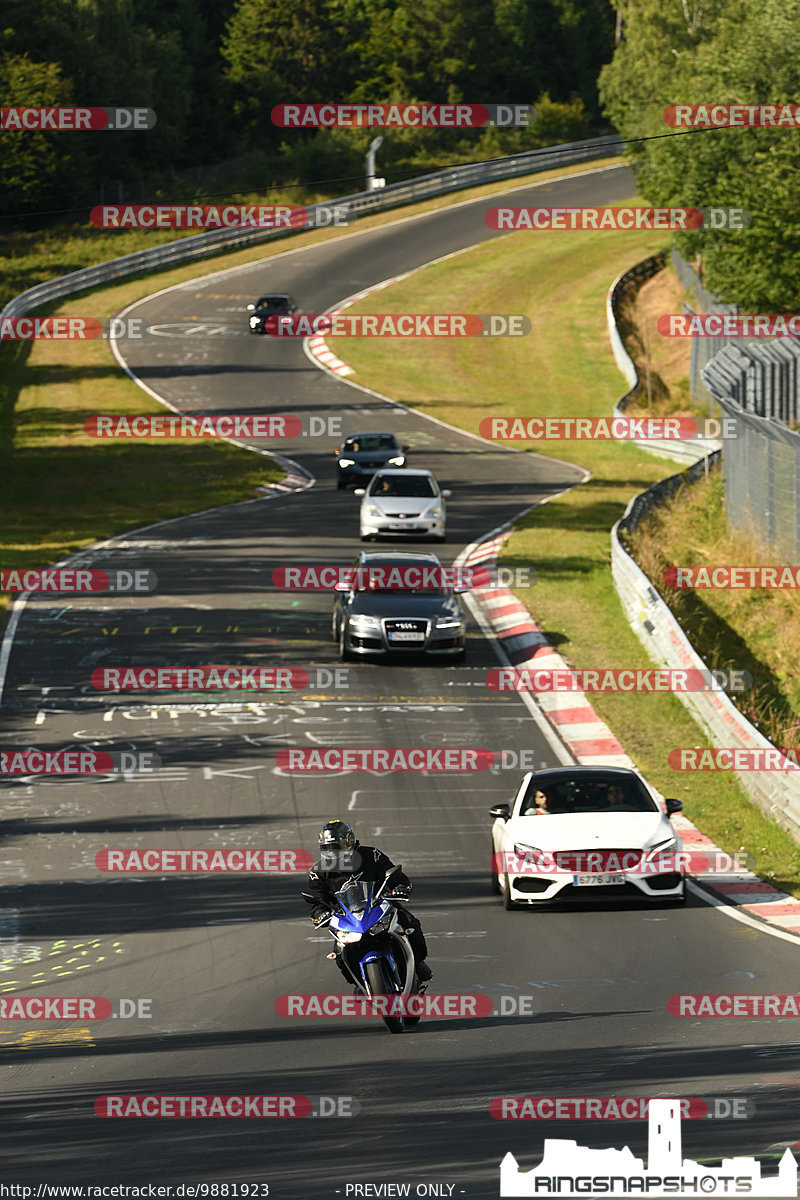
left=303, top=843, right=411, bottom=923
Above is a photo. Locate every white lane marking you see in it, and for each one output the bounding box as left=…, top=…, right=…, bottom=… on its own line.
left=688, top=879, right=800, bottom=947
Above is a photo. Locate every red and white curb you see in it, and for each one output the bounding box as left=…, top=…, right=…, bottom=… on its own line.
left=256, top=472, right=312, bottom=497
left=304, top=274, right=411, bottom=379
left=466, top=533, right=800, bottom=937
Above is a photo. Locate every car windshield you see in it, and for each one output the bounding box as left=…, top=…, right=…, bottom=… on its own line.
left=369, top=476, right=437, bottom=498
left=256, top=296, right=291, bottom=310
left=520, top=777, right=657, bottom=815
left=344, top=435, right=398, bottom=452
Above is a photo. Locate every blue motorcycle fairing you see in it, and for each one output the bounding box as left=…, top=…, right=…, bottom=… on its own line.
left=331, top=899, right=390, bottom=935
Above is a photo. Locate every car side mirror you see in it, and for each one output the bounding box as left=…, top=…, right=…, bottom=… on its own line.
left=354, top=488, right=366, bottom=496
left=665, top=797, right=683, bottom=817
left=441, top=489, right=452, bottom=498
left=489, top=803, right=511, bottom=821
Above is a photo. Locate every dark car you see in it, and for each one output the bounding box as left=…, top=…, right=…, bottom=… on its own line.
left=334, top=431, right=408, bottom=490
left=247, top=293, right=298, bottom=334
left=331, top=551, right=467, bottom=662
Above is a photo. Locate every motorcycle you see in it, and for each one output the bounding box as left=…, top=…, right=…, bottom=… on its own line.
left=305, top=864, right=424, bottom=1034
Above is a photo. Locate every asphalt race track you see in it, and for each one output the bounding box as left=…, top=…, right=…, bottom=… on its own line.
left=3, top=164, right=800, bottom=1195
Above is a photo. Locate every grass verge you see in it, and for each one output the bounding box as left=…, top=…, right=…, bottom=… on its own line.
left=0, top=155, right=623, bottom=619
left=324, top=207, right=800, bottom=895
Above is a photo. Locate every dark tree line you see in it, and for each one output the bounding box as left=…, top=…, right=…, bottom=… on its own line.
left=0, top=0, right=615, bottom=219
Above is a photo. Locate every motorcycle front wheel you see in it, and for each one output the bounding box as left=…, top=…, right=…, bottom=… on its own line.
left=364, top=959, right=404, bottom=1034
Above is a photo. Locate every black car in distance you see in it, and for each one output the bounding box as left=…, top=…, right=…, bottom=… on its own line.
left=331, top=550, right=467, bottom=662
left=334, top=431, right=408, bottom=490
left=247, top=293, right=298, bottom=334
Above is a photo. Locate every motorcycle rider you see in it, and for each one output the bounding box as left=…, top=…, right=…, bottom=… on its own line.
left=303, top=819, right=432, bottom=981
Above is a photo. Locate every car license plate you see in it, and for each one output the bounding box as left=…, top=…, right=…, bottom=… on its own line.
left=573, top=873, right=625, bottom=886
left=389, top=521, right=413, bottom=529
left=389, top=632, right=425, bottom=642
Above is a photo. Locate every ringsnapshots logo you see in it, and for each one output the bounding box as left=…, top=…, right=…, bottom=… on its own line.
left=84, top=414, right=343, bottom=439
left=1, top=107, right=156, bottom=131
left=0, top=748, right=159, bottom=777
left=485, top=207, right=750, bottom=232
left=260, top=313, right=530, bottom=337
left=664, top=103, right=800, bottom=127
left=498, top=1098, right=797, bottom=1198
left=271, top=103, right=534, bottom=127
left=487, top=667, right=751, bottom=694
left=0, top=567, right=156, bottom=594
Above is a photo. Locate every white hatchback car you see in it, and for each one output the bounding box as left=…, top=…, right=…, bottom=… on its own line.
left=356, top=469, right=450, bottom=542
left=490, top=766, right=685, bottom=909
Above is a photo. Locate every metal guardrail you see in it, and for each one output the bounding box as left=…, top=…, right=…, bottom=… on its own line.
left=0, top=133, right=625, bottom=321
left=607, top=257, right=800, bottom=841
left=607, top=251, right=720, bottom=465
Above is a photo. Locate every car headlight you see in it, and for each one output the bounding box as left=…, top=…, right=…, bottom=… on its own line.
left=435, top=617, right=464, bottom=630
left=513, top=842, right=543, bottom=856
left=387, top=456, right=405, bottom=466
left=249, top=316, right=260, bottom=327
left=645, top=836, right=679, bottom=860
left=348, top=614, right=381, bottom=632
left=338, top=931, right=362, bottom=944
left=425, top=506, right=443, bottom=520
left=365, top=505, right=382, bottom=517
left=338, top=458, right=356, bottom=468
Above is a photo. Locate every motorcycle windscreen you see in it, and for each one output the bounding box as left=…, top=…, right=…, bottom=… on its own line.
left=334, top=878, right=372, bottom=917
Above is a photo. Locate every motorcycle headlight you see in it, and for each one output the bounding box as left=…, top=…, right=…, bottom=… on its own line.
left=387, top=456, right=405, bottom=466
left=368, top=913, right=393, bottom=935
left=338, top=931, right=362, bottom=944
left=338, top=458, right=356, bottom=468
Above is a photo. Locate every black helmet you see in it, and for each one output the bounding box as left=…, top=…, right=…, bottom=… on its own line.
left=319, top=820, right=356, bottom=851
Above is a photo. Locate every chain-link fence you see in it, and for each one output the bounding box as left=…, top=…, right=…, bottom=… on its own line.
left=671, top=249, right=739, bottom=412
left=714, top=396, right=800, bottom=557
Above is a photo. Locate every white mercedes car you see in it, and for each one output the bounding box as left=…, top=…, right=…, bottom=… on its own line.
left=355, top=468, right=450, bottom=542
left=490, top=766, right=685, bottom=909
